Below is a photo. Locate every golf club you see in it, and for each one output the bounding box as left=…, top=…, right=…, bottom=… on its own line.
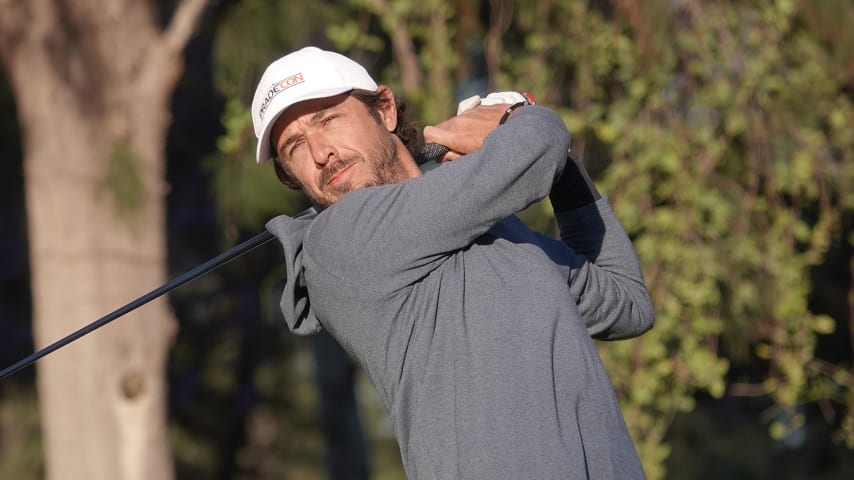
left=0, top=229, right=277, bottom=381
left=0, top=144, right=450, bottom=381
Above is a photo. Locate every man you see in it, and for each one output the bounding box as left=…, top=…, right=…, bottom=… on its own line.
left=253, top=46, right=655, bottom=478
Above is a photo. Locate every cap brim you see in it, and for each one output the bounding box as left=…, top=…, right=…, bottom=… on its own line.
left=255, top=86, right=357, bottom=164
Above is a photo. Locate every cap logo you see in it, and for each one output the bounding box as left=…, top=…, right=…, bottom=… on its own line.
left=258, top=72, right=305, bottom=120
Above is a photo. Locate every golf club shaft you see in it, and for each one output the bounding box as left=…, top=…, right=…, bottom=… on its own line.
left=0, top=146, right=451, bottom=382
left=0, top=229, right=276, bottom=381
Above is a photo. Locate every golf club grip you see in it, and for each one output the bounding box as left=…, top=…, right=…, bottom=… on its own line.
left=415, top=143, right=449, bottom=165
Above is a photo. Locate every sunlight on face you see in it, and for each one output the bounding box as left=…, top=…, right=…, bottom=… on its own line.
left=271, top=93, right=413, bottom=209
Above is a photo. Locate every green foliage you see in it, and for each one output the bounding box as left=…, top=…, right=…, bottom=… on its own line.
left=493, top=1, right=853, bottom=477
left=208, top=0, right=347, bottom=231
left=212, top=0, right=347, bottom=102
left=209, top=97, right=309, bottom=232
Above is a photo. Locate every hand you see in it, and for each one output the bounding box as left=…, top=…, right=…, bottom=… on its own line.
left=423, top=104, right=511, bottom=161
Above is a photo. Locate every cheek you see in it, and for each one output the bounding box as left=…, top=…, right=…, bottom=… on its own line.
left=281, top=160, right=316, bottom=191
left=301, top=168, right=323, bottom=192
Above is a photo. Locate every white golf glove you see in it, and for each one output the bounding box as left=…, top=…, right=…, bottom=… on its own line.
left=456, top=91, right=535, bottom=115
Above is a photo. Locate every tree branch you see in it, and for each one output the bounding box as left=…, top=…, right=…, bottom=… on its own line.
left=367, top=0, right=421, bottom=96
left=162, top=0, right=209, bottom=57
left=141, top=0, right=209, bottom=94
left=484, top=0, right=513, bottom=90
left=729, top=382, right=768, bottom=397
left=0, top=0, right=31, bottom=67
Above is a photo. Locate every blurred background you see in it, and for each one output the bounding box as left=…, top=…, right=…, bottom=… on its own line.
left=0, top=0, right=852, bottom=478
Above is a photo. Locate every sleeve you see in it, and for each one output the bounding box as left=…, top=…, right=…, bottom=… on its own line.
left=548, top=149, right=601, bottom=212
left=556, top=199, right=655, bottom=339
left=305, top=105, right=571, bottom=291
left=266, top=214, right=324, bottom=335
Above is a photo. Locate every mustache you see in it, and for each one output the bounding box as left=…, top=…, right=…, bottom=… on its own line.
left=320, top=157, right=358, bottom=188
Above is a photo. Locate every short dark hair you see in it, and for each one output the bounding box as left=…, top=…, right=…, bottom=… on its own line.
left=272, top=89, right=418, bottom=189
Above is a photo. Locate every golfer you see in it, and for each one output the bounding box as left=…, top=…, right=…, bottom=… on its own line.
left=253, top=46, right=654, bottom=479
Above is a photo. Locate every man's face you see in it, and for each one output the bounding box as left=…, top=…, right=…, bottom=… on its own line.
left=270, top=89, right=417, bottom=209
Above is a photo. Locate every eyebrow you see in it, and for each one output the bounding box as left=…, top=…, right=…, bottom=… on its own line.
left=277, top=107, right=333, bottom=157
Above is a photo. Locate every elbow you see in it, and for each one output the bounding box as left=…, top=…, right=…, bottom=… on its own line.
left=610, top=301, right=655, bottom=340
left=593, top=285, right=656, bottom=340
left=625, top=284, right=656, bottom=337
left=635, top=295, right=656, bottom=335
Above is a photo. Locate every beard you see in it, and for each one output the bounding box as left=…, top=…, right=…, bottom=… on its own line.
left=309, top=132, right=408, bottom=209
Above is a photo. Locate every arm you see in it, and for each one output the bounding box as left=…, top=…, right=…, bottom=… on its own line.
left=442, top=97, right=653, bottom=338
left=549, top=149, right=601, bottom=211
left=305, top=105, right=571, bottom=291
left=556, top=199, right=655, bottom=339
left=548, top=149, right=653, bottom=338
left=309, top=103, right=652, bottom=340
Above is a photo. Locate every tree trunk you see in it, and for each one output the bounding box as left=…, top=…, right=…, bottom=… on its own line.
left=0, top=0, right=207, bottom=478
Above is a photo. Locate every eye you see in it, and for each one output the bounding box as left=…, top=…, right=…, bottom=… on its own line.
left=321, top=114, right=339, bottom=125
left=289, top=139, right=305, bottom=156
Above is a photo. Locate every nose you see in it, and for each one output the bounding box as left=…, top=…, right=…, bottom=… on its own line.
left=307, top=133, right=338, bottom=168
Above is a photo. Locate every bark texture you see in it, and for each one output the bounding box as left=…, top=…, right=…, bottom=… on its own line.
left=0, top=0, right=207, bottom=478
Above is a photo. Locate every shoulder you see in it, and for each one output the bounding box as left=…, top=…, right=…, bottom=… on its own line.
left=306, top=187, right=388, bottom=252
left=501, top=105, right=569, bottom=142
left=303, top=186, right=415, bottom=291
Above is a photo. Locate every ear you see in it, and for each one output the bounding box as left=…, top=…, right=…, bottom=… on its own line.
left=375, top=85, right=398, bottom=133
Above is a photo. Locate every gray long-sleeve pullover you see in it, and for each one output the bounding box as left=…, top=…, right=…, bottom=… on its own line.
left=267, top=105, right=655, bottom=479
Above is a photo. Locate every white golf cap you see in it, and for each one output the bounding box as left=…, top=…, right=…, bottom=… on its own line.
left=252, top=46, right=378, bottom=164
